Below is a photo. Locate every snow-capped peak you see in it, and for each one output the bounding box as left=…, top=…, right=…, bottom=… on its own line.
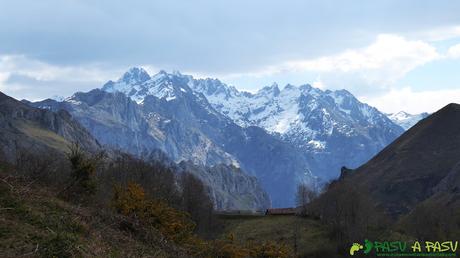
left=387, top=111, right=420, bottom=121
left=121, top=67, right=151, bottom=84
left=387, top=111, right=429, bottom=130
left=50, top=95, right=65, bottom=102
left=188, top=77, right=400, bottom=150
left=257, top=83, right=280, bottom=97
left=101, top=68, right=199, bottom=103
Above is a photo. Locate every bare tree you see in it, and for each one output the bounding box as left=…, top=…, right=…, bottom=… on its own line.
left=100, top=151, right=180, bottom=206
left=308, top=182, right=389, bottom=254
left=296, top=183, right=317, bottom=215
left=180, top=172, right=214, bottom=237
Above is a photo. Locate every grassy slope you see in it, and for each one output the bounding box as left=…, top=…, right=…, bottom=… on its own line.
left=0, top=170, right=188, bottom=258
left=218, top=215, right=334, bottom=257
left=14, top=120, right=70, bottom=153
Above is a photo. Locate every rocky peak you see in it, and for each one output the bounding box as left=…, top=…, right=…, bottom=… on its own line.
left=102, top=69, right=195, bottom=103
left=120, top=67, right=151, bottom=84
left=257, top=83, right=280, bottom=97
left=387, top=111, right=430, bottom=130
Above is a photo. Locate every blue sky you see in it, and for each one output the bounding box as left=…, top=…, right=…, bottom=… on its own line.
left=1, top=0, right=460, bottom=113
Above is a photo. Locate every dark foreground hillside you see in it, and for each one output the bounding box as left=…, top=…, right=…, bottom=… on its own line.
left=306, top=103, right=460, bottom=255
left=351, top=103, right=460, bottom=216
left=0, top=167, right=188, bottom=257
left=0, top=151, right=296, bottom=257
left=218, top=214, right=336, bottom=257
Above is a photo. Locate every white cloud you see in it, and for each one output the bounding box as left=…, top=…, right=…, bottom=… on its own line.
left=312, top=76, right=326, bottom=89
left=410, top=25, right=460, bottom=42
left=0, top=55, right=120, bottom=82
left=218, top=34, right=441, bottom=94
left=0, top=33, right=454, bottom=115
left=0, top=55, right=126, bottom=100
left=447, top=43, right=460, bottom=59
left=360, top=87, right=460, bottom=114
left=285, top=34, right=440, bottom=84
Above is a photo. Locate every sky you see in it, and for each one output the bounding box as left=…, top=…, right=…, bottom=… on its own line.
left=1, top=0, right=460, bottom=113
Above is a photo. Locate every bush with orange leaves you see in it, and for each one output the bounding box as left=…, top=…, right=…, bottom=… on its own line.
left=112, top=182, right=195, bottom=243
left=112, top=183, right=292, bottom=258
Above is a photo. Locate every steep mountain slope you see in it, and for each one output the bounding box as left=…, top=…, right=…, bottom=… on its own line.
left=345, top=103, right=460, bottom=216
left=387, top=111, right=429, bottom=130
left=31, top=88, right=235, bottom=165
left=16, top=89, right=272, bottom=210
left=31, top=69, right=317, bottom=207
left=189, top=77, right=404, bottom=179
left=0, top=91, right=100, bottom=162
left=178, top=161, right=270, bottom=210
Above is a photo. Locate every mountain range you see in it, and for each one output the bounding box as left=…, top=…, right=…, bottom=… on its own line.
left=0, top=90, right=270, bottom=211
left=28, top=67, right=410, bottom=207
left=99, top=68, right=405, bottom=180
left=187, top=75, right=405, bottom=179
left=30, top=69, right=315, bottom=207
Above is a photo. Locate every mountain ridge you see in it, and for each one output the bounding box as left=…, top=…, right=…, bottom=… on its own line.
left=347, top=103, right=460, bottom=216
left=154, top=68, right=403, bottom=179
left=28, top=67, right=406, bottom=206
left=0, top=91, right=101, bottom=162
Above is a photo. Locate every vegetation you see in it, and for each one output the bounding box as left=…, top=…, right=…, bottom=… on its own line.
left=15, top=120, right=70, bottom=152
left=296, top=182, right=379, bottom=255
left=0, top=145, right=294, bottom=257
left=396, top=194, right=460, bottom=240
left=295, top=183, right=317, bottom=215
left=112, top=182, right=195, bottom=243
left=62, top=143, right=104, bottom=203
left=219, top=214, right=333, bottom=257
left=3, top=140, right=457, bottom=257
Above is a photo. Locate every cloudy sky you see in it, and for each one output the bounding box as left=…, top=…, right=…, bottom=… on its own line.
left=1, top=0, right=460, bottom=113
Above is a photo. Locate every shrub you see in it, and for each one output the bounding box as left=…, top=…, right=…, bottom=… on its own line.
left=39, top=232, right=79, bottom=258
left=307, top=182, right=389, bottom=253
left=63, top=143, right=104, bottom=202
left=112, top=182, right=195, bottom=243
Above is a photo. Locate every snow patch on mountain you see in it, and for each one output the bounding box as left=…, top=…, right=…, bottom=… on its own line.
left=102, top=68, right=190, bottom=103
left=187, top=78, right=400, bottom=152
left=387, top=111, right=429, bottom=130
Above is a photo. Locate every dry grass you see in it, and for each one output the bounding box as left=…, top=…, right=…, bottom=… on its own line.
left=0, top=171, right=187, bottom=258
left=219, top=214, right=335, bottom=257
left=14, top=120, right=69, bottom=152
